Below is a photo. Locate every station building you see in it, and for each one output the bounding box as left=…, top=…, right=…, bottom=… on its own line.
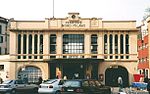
left=7, top=13, right=138, bottom=86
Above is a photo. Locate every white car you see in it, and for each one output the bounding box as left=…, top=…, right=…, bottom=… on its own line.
left=38, top=79, right=65, bottom=94
left=0, top=79, right=38, bottom=94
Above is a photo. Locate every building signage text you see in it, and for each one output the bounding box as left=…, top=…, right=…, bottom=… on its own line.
left=62, top=21, right=85, bottom=27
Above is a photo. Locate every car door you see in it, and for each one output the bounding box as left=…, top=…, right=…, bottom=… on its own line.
left=88, top=80, right=100, bottom=94
left=15, top=80, right=27, bottom=92
left=25, top=83, right=38, bottom=92
left=82, top=80, right=91, bottom=93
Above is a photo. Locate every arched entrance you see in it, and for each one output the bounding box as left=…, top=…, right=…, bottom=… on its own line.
left=18, top=66, right=42, bottom=84
left=105, top=65, right=129, bottom=87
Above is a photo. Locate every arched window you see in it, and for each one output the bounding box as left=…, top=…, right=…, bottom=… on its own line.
left=109, top=34, right=113, bottom=54
left=109, top=34, right=113, bottom=59
left=18, top=66, right=42, bottom=84
left=120, top=34, right=124, bottom=59
left=40, top=34, right=43, bottom=59
left=17, top=34, right=21, bottom=59
left=115, top=35, right=118, bottom=59
left=23, top=34, right=27, bottom=59
left=28, top=34, right=32, bottom=59
left=125, top=34, right=129, bottom=59
left=104, top=34, right=107, bottom=54
left=34, top=34, right=38, bottom=59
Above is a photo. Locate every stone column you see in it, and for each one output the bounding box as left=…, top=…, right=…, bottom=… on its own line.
left=123, top=33, right=126, bottom=59
left=118, top=32, right=120, bottom=59
left=84, top=32, right=91, bottom=58
left=43, top=31, right=49, bottom=59
left=113, top=33, right=115, bottom=59
left=21, top=33, right=23, bottom=59
left=56, top=32, right=62, bottom=58
left=9, top=31, right=17, bottom=60
left=107, top=33, right=110, bottom=59
left=98, top=32, right=103, bottom=59
left=37, top=32, right=40, bottom=59
left=26, top=33, right=29, bottom=59
left=32, top=33, right=34, bottom=60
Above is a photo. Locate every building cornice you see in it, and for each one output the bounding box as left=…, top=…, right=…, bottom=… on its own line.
left=9, top=28, right=138, bottom=32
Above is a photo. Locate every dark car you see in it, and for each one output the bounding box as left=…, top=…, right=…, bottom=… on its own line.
left=60, top=79, right=111, bottom=94
left=0, top=79, right=38, bottom=94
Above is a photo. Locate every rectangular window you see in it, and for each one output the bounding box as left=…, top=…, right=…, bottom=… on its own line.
left=23, top=34, right=27, bottom=59
left=0, top=25, right=2, bottom=34
left=91, top=35, right=98, bottom=54
left=34, top=34, right=38, bottom=59
left=39, top=35, right=43, bottom=59
left=104, top=34, right=107, bottom=54
left=0, top=65, right=4, bottom=71
left=50, top=34, right=56, bottom=54
left=0, top=47, right=1, bottom=55
left=0, top=36, right=3, bottom=43
left=63, top=34, right=84, bottom=55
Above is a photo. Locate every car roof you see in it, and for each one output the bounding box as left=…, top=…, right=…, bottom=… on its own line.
left=64, top=79, right=98, bottom=81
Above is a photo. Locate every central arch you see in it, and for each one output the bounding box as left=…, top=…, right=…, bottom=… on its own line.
left=105, top=65, right=129, bottom=87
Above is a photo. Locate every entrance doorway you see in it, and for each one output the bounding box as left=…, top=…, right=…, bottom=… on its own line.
left=49, top=58, right=102, bottom=79
left=105, top=66, right=129, bottom=87
left=63, top=63, right=85, bottom=79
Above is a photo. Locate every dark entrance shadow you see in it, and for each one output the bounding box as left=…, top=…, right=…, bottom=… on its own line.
left=105, top=66, right=129, bottom=87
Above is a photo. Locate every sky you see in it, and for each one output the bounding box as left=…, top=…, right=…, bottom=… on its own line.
left=0, top=0, right=150, bottom=26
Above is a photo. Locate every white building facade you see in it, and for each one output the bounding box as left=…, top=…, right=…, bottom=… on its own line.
left=7, top=13, right=138, bottom=86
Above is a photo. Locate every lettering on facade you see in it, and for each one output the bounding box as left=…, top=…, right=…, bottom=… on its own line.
left=62, top=21, right=85, bottom=27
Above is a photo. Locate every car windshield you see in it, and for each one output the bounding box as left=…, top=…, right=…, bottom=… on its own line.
left=3, top=80, right=13, bottom=84
left=43, top=79, right=57, bottom=84
left=63, top=81, right=80, bottom=87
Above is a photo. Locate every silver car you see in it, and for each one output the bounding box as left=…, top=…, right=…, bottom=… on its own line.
left=0, top=79, right=38, bottom=94
left=38, top=79, right=65, bottom=94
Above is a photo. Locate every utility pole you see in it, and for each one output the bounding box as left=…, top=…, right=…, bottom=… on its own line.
left=53, top=0, right=55, bottom=18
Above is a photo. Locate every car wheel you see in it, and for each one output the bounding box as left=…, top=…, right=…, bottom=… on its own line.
left=55, top=91, right=61, bottom=94
left=11, top=89, right=16, bottom=94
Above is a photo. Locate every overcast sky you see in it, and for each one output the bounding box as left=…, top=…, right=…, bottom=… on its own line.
left=0, top=0, right=150, bottom=25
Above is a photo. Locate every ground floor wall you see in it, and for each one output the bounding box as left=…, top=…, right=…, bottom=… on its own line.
left=0, top=60, right=138, bottom=86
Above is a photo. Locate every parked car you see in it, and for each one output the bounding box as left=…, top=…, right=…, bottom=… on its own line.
left=38, top=79, right=65, bottom=94
left=60, top=79, right=111, bottom=94
left=0, top=79, right=38, bottom=94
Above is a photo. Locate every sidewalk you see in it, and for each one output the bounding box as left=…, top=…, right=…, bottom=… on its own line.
left=111, top=87, right=149, bottom=94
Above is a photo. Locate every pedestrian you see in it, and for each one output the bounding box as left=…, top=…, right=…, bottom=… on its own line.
left=86, top=73, right=90, bottom=79
left=147, top=80, right=150, bottom=94
left=38, top=76, right=43, bottom=85
left=74, top=72, right=79, bottom=79
left=144, top=76, right=149, bottom=83
left=118, top=76, right=123, bottom=92
left=63, top=75, right=67, bottom=80
left=0, top=74, right=3, bottom=84
left=0, top=77, right=3, bottom=84
left=23, top=75, right=28, bottom=84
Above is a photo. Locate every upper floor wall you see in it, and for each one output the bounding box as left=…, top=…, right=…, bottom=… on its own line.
left=10, top=12, right=137, bottom=31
